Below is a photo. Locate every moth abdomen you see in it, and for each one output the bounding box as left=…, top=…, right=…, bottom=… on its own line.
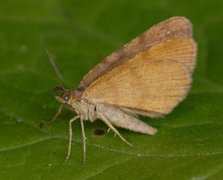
left=96, top=104, right=157, bottom=135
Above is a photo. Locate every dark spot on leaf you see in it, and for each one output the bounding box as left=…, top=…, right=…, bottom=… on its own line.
left=39, top=121, right=44, bottom=128
left=93, top=128, right=105, bottom=136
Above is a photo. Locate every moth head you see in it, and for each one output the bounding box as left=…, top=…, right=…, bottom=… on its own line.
left=53, top=86, right=71, bottom=104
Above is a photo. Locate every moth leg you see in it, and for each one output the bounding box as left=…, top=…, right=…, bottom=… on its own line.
left=40, top=105, right=63, bottom=128
left=65, top=116, right=79, bottom=162
left=98, top=113, right=133, bottom=147
left=51, top=104, right=63, bottom=122
left=80, top=117, right=87, bottom=163
left=107, top=128, right=116, bottom=137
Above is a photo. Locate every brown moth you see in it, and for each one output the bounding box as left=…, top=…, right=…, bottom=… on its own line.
left=47, top=16, right=197, bottom=162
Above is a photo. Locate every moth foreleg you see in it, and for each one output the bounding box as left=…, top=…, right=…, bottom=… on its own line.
left=98, top=113, right=133, bottom=147
left=40, top=105, right=64, bottom=128
left=51, top=104, right=63, bottom=122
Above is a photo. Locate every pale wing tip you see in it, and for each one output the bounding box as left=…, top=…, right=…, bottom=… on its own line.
left=144, top=125, right=158, bottom=135
left=150, top=128, right=158, bottom=135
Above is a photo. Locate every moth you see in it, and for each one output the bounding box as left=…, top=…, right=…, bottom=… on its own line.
left=47, top=16, right=197, bottom=162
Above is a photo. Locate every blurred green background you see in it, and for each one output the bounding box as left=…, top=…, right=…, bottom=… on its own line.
left=0, top=0, right=223, bottom=179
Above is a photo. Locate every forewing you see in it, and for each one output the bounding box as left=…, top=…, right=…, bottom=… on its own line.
left=76, top=16, right=193, bottom=97
left=82, top=38, right=196, bottom=116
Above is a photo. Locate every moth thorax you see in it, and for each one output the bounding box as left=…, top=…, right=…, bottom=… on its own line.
left=74, top=100, right=97, bottom=122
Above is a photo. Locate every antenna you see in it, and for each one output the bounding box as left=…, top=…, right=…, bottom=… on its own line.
left=45, top=48, right=66, bottom=89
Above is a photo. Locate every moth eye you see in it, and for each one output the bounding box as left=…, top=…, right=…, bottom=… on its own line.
left=63, top=95, right=69, bottom=101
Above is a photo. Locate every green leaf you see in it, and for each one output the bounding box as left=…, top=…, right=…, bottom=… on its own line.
left=0, top=0, right=223, bottom=179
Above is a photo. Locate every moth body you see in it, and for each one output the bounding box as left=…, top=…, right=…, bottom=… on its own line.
left=57, top=93, right=157, bottom=135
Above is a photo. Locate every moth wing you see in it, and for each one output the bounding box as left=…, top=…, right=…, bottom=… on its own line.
left=77, top=16, right=193, bottom=94
left=82, top=38, right=196, bottom=117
